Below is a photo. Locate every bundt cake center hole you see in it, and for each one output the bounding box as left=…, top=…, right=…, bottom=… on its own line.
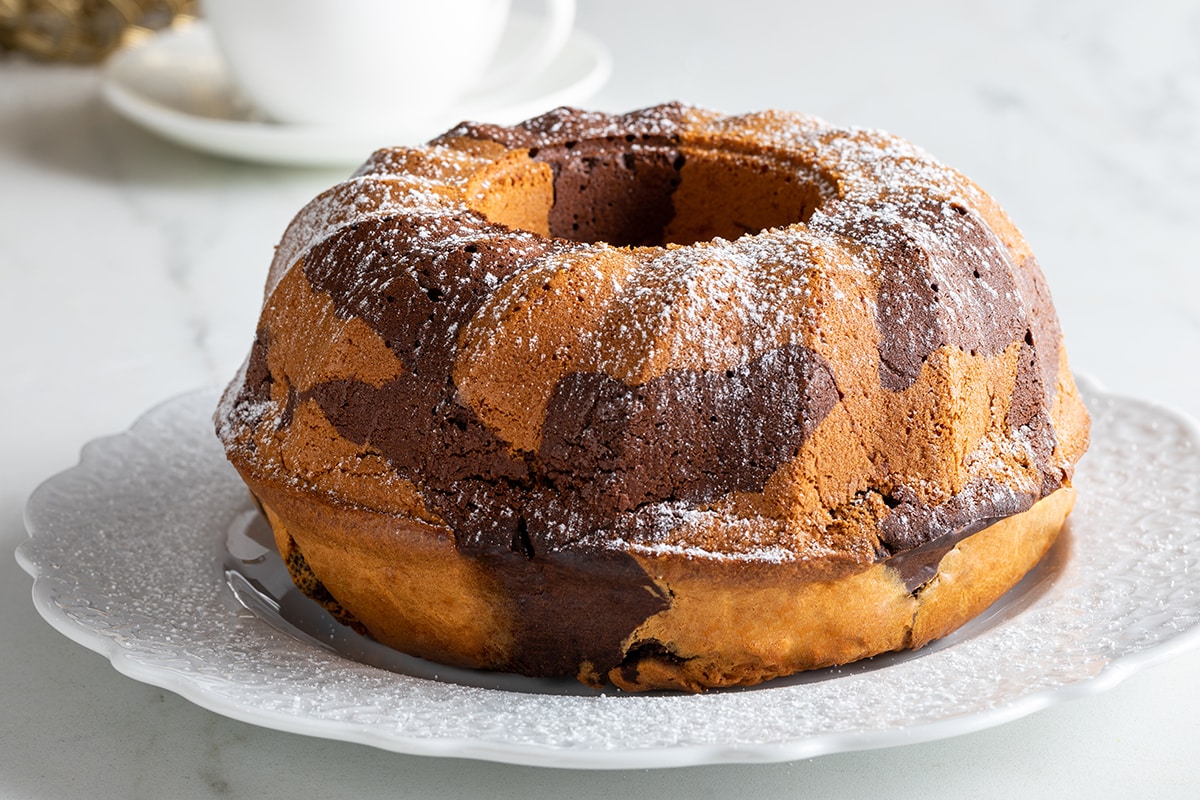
left=485, top=143, right=826, bottom=248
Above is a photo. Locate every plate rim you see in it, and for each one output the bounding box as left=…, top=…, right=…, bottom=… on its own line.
left=16, top=376, right=1200, bottom=769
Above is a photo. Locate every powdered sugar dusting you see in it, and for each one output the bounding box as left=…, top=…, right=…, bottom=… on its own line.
left=223, top=104, right=1069, bottom=563
left=264, top=145, right=499, bottom=300
left=577, top=500, right=839, bottom=565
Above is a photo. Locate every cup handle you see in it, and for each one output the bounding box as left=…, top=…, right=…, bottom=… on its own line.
left=469, top=0, right=576, bottom=95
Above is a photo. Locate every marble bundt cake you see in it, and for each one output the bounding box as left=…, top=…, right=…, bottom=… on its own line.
left=216, top=103, right=1090, bottom=692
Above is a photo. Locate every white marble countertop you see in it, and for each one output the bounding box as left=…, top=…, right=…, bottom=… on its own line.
left=3, top=0, right=1200, bottom=796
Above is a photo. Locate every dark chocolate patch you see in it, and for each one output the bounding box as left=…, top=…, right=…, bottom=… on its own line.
left=886, top=515, right=1007, bottom=593
left=279, top=382, right=298, bottom=429
left=301, top=215, right=566, bottom=375
left=241, top=328, right=274, bottom=406
left=440, top=104, right=688, bottom=152
left=1009, top=254, right=1063, bottom=399
left=819, top=197, right=1025, bottom=392
left=299, top=344, right=838, bottom=674
left=477, top=549, right=670, bottom=676
left=879, top=478, right=1036, bottom=555
left=617, top=639, right=688, bottom=687
left=1008, top=336, right=1061, bottom=495
left=535, top=142, right=683, bottom=247
left=445, top=105, right=690, bottom=248
left=538, top=344, right=839, bottom=516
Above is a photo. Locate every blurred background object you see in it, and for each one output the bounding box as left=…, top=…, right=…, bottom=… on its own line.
left=0, top=0, right=194, bottom=62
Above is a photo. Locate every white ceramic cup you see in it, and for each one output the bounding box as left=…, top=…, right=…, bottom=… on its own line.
left=201, top=0, right=576, bottom=127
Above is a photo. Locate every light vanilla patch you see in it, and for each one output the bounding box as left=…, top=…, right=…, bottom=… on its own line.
left=453, top=247, right=640, bottom=454
left=279, top=398, right=439, bottom=522
left=589, top=232, right=849, bottom=385
left=251, top=485, right=513, bottom=671
left=265, top=265, right=403, bottom=394
left=664, top=146, right=825, bottom=245
left=465, top=150, right=555, bottom=237
left=611, top=488, right=1071, bottom=691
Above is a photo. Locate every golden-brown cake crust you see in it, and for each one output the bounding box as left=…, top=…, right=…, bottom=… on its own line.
left=216, top=103, right=1090, bottom=691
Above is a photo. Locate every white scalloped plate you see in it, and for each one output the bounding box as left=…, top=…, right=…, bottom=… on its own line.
left=16, top=378, right=1200, bottom=769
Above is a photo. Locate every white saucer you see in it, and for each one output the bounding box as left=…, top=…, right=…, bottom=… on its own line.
left=101, top=19, right=612, bottom=167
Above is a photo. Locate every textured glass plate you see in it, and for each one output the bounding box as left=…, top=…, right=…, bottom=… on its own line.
left=16, top=378, right=1200, bottom=769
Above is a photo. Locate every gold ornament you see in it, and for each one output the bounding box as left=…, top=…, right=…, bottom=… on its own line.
left=0, top=0, right=195, bottom=63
